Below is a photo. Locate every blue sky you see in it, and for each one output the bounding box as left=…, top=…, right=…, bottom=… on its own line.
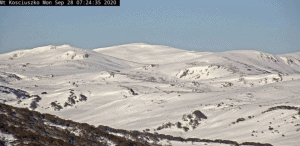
left=0, top=0, right=299, bottom=54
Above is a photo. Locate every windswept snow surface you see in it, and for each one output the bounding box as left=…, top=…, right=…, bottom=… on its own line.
left=1, top=43, right=300, bottom=146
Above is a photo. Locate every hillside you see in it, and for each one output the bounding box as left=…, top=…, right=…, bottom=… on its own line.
left=0, top=45, right=141, bottom=76
left=1, top=43, right=300, bottom=146
left=1, top=103, right=276, bottom=146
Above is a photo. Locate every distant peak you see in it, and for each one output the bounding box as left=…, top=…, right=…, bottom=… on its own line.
left=121, top=43, right=151, bottom=47
left=29, top=44, right=73, bottom=50
left=57, top=44, right=72, bottom=48
left=121, top=43, right=176, bottom=49
left=127, top=43, right=149, bottom=45
left=224, top=50, right=262, bottom=54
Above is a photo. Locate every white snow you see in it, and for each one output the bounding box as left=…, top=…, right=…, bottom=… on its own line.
left=0, top=43, right=300, bottom=146
left=0, top=131, right=15, bottom=146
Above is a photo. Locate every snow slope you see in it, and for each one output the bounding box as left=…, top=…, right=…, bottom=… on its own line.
left=0, top=45, right=141, bottom=77
left=1, top=43, right=300, bottom=146
left=93, top=43, right=212, bottom=64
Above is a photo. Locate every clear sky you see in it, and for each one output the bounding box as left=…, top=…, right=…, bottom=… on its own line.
left=0, top=0, right=300, bottom=54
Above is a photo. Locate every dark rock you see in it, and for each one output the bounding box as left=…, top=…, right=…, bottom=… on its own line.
left=236, top=118, right=245, bottom=123
left=192, top=110, right=207, bottom=120
left=182, top=126, right=189, bottom=132
left=79, top=94, right=87, bottom=101
left=129, top=89, right=138, bottom=95
left=51, top=102, right=63, bottom=111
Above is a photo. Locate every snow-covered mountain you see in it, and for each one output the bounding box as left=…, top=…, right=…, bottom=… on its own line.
left=0, top=45, right=140, bottom=76
left=1, top=43, right=300, bottom=146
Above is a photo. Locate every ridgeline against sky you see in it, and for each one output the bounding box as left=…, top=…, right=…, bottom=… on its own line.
left=0, top=0, right=299, bottom=54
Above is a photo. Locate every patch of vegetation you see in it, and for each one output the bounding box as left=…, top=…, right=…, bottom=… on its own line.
left=157, top=122, right=174, bottom=130
left=0, top=86, right=30, bottom=99
left=51, top=102, right=63, bottom=111
left=0, top=103, right=274, bottom=146
left=0, top=103, right=145, bottom=146
left=262, top=105, right=299, bottom=114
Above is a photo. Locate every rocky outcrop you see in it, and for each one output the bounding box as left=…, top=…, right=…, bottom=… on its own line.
left=0, top=86, right=30, bottom=100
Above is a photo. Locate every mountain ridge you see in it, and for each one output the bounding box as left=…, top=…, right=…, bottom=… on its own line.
left=1, top=44, right=300, bottom=146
